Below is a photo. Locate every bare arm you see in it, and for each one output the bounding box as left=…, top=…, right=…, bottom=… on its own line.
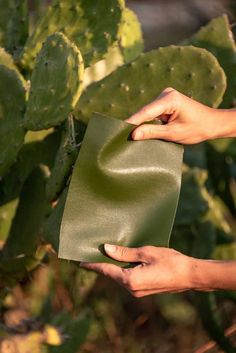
left=126, top=87, right=236, bottom=143
left=80, top=245, right=236, bottom=296
left=192, top=258, right=236, bottom=291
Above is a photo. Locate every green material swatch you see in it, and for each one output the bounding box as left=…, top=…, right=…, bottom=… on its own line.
left=59, top=113, right=183, bottom=264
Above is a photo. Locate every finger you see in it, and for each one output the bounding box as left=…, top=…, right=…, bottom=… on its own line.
left=131, top=123, right=172, bottom=141
left=80, top=261, right=125, bottom=285
left=104, top=244, right=146, bottom=263
left=125, top=88, right=176, bottom=125
left=126, top=99, right=168, bottom=125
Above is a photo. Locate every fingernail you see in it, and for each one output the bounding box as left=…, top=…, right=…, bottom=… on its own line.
left=104, top=244, right=116, bottom=253
left=126, top=119, right=137, bottom=126
left=133, top=131, right=143, bottom=140
left=126, top=114, right=134, bottom=121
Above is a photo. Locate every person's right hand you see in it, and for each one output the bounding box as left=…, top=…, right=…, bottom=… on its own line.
left=126, top=87, right=224, bottom=144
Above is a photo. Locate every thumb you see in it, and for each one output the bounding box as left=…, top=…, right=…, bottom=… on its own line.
left=132, top=123, right=173, bottom=141
left=104, top=244, right=144, bottom=262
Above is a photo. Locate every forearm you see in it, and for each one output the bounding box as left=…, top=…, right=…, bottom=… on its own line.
left=210, top=108, right=236, bottom=139
left=190, top=258, right=236, bottom=291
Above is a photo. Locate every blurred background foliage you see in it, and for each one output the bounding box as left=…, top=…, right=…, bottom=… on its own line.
left=2, top=1, right=236, bottom=353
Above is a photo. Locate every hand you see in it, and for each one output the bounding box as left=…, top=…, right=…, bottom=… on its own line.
left=80, top=244, right=194, bottom=297
left=126, top=87, right=226, bottom=144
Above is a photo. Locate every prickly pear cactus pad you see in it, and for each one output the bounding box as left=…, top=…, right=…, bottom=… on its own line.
left=46, top=117, right=79, bottom=202
left=118, top=7, right=143, bottom=63
left=20, top=0, right=124, bottom=70
left=0, top=130, right=61, bottom=206
left=3, top=165, right=48, bottom=258
left=6, top=0, right=29, bottom=59
left=0, top=0, right=13, bottom=47
left=83, top=7, right=143, bottom=88
left=24, top=32, right=84, bottom=130
left=0, top=47, right=18, bottom=71
left=75, top=45, right=226, bottom=124
left=0, top=65, right=26, bottom=177
left=0, top=47, right=26, bottom=85
left=188, top=15, right=236, bottom=108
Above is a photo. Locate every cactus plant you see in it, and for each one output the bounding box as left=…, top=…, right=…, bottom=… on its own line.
left=187, top=15, right=236, bottom=108
left=172, top=165, right=236, bottom=353
left=6, top=0, right=29, bottom=59
left=0, top=129, right=61, bottom=206
left=175, top=167, right=209, bottom=226
left=46, top=117, right=79, bottom=202
left=0, top=64, right=26, bottom=177
left=0, top=166, right=52, bottom=289
left=20, top=0, right=124, bottom=71
left=47, top=312, right=91, bottom=353
left=117, top=7, right=143, bottom=63
left=83, top=7, right=143, bottom=88
left=0, top=1, right=235, bottom=351
left=0, top=47, right=15, bottom=68
left=75, top=45, right=226, bottom=124
left=43, top=188, right=68, bottom=251
left=0, top=0, right=13, bottom=47
left=3, top=165, right=49, bottom=258
left=24, top=32, right=84, bottom=130
left=0, top=244, right=49, bottom=288
left=194, top=292, right=236, bottom=353
left=213, top=243, right=236, bottom=260
left=0, top=198, right=18, bottom=241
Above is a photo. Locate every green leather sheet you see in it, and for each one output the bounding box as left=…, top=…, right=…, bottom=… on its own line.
left=59, top=113, right=183, bottom=264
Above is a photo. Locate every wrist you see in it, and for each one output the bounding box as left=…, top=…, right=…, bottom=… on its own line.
left=189, top=258, right=236, bottom=291
left=208, top=108, right=236, bottom=140
left=188, top=258, right=217, bottom=291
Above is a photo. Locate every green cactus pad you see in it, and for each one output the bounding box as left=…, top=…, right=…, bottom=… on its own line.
left=0, top=245, right=49, bottom=287
left=0, top=169, right=49, bottom=285
left=3, top=165, right=48, bottom=258
left=0, top=198, right=18, bottom=241
left=118, top=7, right=143, bottom=63
left=21, top=0, right=124, bottom=70
left=213, top=243, right=236, bottom=260
left=0, top=64, right=26, bottom=177
left=0, top=47, right=18, bottom=70
left=75, top=45, right=226, bottom=124
left=0, top=47, right=26, bottom=85
left=24, top=32, right=84, bottom=130
left=43, top=188, right=68, bottom=251
left=6, top=0, right=29, bottom=60
left=0, top=129, right=61, bottom=206
left=49, top=312, right=90, bottom=353
left=83, top=45, right=124, bottom=89
left=46, top=117, right=79, bottom=201
left=188, top=15, right=236, bottom=108
left=83, top=7, right=143, bottom=88
left=0, top=0, right=13, bottom=47
left=175, top=167, right=209, bottom=226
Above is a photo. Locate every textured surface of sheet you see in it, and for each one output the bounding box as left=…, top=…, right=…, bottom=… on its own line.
left=59, top=113, right=183, bottom=264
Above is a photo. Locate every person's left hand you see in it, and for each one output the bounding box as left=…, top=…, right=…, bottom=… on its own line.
left=80, top=244, right=195, bottom=297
